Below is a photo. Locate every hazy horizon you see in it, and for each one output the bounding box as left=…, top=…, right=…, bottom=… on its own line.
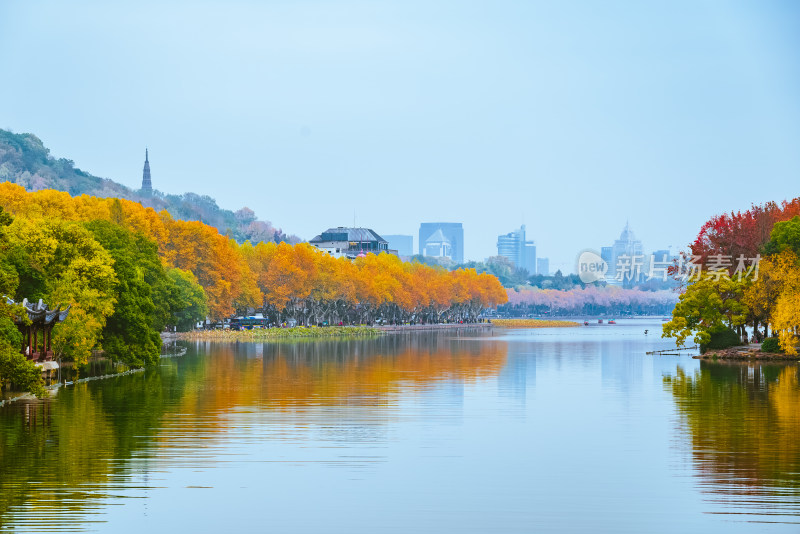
left=2, top=1, right=799, bottom=272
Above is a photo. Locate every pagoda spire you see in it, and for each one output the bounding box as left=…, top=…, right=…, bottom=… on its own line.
left=141, top=148, right=153, bottom=194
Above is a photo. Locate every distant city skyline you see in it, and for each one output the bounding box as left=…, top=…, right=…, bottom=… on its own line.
left=383, top=234, right=413, bottom=257
left=497, top=225, right=537, bottom=274
left=1, top=131, right=695, bottom=271
left=419, top=223, right=464, bottom=264
left=2, top=1, right=798, bottom=270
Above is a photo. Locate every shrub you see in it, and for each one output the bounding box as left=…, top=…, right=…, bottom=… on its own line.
left=700, top=328, right=741, bottom=353
left=761, top=337, right=784, bottom=354
left=0, top=342, right=45, bottom=397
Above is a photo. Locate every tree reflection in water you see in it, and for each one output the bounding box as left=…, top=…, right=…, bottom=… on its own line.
left=667, top=363, right=800, bottom=522
left=0, top=334, right=506, bottom=530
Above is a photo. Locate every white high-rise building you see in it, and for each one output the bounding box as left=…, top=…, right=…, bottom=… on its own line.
left=497, top=225, right=537, bottom=274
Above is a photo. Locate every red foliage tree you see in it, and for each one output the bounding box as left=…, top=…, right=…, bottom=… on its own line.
left=690, top=198, right=800, bottom=266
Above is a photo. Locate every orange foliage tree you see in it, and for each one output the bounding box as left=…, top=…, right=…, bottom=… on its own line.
left=0, top=183, right=506, bottom=323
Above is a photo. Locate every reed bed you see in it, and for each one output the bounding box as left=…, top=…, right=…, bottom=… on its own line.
left=178, top=326, right=383, bottom=341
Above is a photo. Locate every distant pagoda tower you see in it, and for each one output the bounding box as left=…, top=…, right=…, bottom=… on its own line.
left=141, top=148, right=153, bottom=194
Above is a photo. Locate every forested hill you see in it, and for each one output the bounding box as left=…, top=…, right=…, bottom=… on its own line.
left=0, top=129, right=299, bottom=244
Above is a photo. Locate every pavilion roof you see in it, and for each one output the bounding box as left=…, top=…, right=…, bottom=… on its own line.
left=4, top=297, right=70, bottom=325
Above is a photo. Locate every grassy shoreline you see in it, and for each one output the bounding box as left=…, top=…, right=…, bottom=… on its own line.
left=175, top=326, right=384, bottom=341
left=491, top=319, right=581, bottom=328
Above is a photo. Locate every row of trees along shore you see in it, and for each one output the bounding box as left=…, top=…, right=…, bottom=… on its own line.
left=663, top=198, right=800, bottom=354
left=0, top=183, right=507, bottom=393
left=502, top=286, right=678, bottom=316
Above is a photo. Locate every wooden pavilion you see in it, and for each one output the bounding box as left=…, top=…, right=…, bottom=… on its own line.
left=6, top=298, right=70, bottom=362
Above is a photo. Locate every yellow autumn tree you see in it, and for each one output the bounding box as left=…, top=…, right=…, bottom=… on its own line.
left=759, top=251, right=800, bottom=354
left=0, top=183, right=507, bottom=324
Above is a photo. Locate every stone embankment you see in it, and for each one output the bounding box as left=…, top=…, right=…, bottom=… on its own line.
left=695, top=344, right=799, bottom=361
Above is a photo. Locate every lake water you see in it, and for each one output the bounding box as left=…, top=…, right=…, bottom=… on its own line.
left=1, top=321, right=799, bottom=533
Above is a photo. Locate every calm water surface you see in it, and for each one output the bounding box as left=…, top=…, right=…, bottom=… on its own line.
left=1, top=321, right=799, bottom=533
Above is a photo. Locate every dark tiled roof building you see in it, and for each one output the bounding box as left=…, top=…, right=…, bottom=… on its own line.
left=309, top=227, right=395, bottom=258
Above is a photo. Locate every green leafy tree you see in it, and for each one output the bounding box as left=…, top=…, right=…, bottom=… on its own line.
left=662, top=277, right=748, bottom=347
left=483, top=256, right=529, bottom=287
left=0, top=206, right=12, bottom=227
left=0, top=302, right=44, bottom=397
left=50, top=307, right=103, bottom=366
left=0, top=207, right=20, bottom=296
left=84, top=221, right=167, bottom=367
left=3, top=218, right=117, bottom=364
left=165, top=268, right=208, bottom=331
left=0, top=342, right=45, bottom=397
left=763, top=215, right=800, bottom=256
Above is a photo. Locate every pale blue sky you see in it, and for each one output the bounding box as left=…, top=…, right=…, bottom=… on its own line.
left=1, top=1, right=798, bottom=271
